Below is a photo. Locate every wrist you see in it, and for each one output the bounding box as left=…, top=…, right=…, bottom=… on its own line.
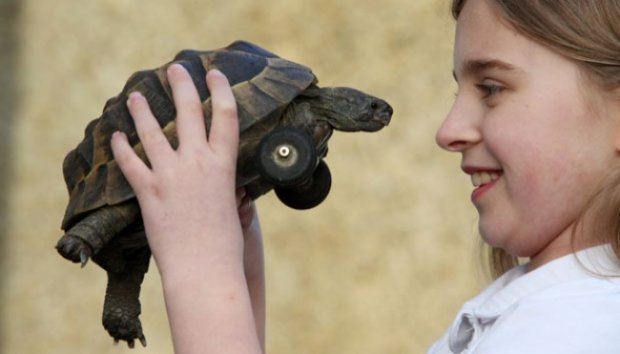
left=152, top=222, right=245, bottom=280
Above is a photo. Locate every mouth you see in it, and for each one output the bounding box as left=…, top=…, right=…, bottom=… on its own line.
left=470, top=171, right=501, bottom=187
left=366, top=110, right=392, bottom=130
left=360, top=117, right=391, bottom=132
left=377, top=112, right=392, bottom=126
left=463, top=168, right=503, bottom=201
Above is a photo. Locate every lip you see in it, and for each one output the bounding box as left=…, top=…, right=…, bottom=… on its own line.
left=462, top=166, right=502, bottom=174
left=462, top=166, right=503, bottom=202
left=471, top=178, right=499, bottom=202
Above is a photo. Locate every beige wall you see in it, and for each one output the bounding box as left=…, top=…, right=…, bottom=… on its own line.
left=1, top=0, right=483, bottom=353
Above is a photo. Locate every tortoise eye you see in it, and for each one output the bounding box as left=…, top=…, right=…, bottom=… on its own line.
left=370, top=102, right=378, bottom=110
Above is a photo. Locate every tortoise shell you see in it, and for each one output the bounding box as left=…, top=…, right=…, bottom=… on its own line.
left=61, top=41, right=317, bottom=230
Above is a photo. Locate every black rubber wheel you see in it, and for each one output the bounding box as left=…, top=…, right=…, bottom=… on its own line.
left=257, top=127, right=317, bottom=187
left=275, top=160, right=332, bottom=210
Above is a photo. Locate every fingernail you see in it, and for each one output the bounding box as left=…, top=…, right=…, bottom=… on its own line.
left=112, top=131, right=126, bottom=141
left=168, top=63, right=184, bottom=74
left=207, top=69, right=224, bottom=78
left=127, top=91, right=142, bottom=105
left=128, top=91, right=142, bottom=98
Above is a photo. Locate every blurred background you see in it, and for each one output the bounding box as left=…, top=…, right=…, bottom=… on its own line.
left=0, top=0, right=483, bottom=353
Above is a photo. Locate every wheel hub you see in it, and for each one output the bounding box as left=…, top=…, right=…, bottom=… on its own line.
left=273, top=143, right=298, bottom=167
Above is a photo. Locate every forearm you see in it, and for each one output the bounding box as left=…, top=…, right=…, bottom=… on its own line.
left=243, top=210, right=266, bottom=351
left=157, top=222, right=263, bottom=354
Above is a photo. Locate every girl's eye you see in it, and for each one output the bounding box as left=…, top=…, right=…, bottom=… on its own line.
left=476, top=83, right=504, bottom=99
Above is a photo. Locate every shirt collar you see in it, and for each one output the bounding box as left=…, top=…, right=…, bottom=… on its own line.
left=476, top=244, right=619, bottom=319
left=448, top=244, right=619, bottom=353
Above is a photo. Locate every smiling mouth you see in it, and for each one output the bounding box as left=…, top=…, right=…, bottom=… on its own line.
left=471, top=171, right=502, bottom=187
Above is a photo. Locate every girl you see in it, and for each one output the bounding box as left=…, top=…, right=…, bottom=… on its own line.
left=431, top=0, right=620, bottom=352
left=110, top=0, right=620, bottom=353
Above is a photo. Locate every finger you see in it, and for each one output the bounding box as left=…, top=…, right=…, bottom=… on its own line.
left=236, top=188, right=247, bottom=208
left=206, top=69, right=239, bottom=160
left=167, top=64, right=208, bottom=146
left=238, top=195, right=254, bottom=230
left=110, top=131, right=153, bottom=193
left=126, top=91, right=174, bottom=167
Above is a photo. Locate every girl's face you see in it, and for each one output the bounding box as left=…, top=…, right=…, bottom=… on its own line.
left=436, top=0, right=620, bottom=268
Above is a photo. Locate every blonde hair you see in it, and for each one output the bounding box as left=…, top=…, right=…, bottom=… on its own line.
left=451, top=0, right=620, bottom=278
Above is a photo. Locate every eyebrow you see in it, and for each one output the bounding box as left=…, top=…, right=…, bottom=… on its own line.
left=452, top=59, right=517, bottom=81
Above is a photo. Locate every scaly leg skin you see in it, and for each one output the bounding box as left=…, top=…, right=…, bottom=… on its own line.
left=56, top=202, right=140, bottom=266
left=101, top=246, right=150, bottom=348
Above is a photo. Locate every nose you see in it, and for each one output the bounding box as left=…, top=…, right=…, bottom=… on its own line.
left=383, top=103, right=394, bottom=117
left=435, top=98, right=481, bottom=152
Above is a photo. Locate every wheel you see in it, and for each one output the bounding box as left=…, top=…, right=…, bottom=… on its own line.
left=275, top=160, right=332, bottom=210
left=257, top=127, right=317, bottom=187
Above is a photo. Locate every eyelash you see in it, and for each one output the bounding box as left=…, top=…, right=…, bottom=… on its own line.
left=476, top=83, right=504, bottom=98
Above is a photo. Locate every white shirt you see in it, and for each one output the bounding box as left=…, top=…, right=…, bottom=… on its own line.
left=427, top=245, right=620, bottom=354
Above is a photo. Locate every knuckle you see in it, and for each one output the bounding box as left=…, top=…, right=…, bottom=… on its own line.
left=143, top=179, right=163, bottom=199
left=219, top=159, right=237, bottom=177
left=185, top=103, right=205, bottom=118
left=115, top=150, right=132, bottom=166
left=215, top=101, right=238, bottom=118
left=141, top=129, right=166, bottom=146
left=183, top=144, right=209, bottom=158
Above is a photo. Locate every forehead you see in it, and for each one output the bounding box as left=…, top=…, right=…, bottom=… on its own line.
left=454, top=0, right=533, bottom=74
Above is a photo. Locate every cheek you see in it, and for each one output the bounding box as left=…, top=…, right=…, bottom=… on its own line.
left=480, top=114, right=585, bottom=253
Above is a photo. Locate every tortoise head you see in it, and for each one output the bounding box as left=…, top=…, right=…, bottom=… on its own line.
left=300, top=87, right=393, bottom=132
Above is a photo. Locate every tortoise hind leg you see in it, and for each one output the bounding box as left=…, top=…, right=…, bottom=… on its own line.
left=56, top=202, right=139, bottom=266
left=101, top=245, right=150, bottom=348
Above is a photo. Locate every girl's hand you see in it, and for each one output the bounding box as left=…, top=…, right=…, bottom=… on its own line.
left=111, top=64, right=242, bottom=269
left=110, top=64, right=262, bottom=354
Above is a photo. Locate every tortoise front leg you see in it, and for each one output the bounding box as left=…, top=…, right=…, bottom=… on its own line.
left=56, top=202, right=140, bottom=266
left=101, top=246, right=150, bottom=348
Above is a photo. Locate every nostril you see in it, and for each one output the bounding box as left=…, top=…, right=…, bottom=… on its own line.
left=436, top=129, right=468, bottom=152
left=446, top=140, right=471, bottom=152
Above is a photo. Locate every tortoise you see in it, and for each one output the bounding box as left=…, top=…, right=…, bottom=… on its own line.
left=56, top=40, right=392, bottom=347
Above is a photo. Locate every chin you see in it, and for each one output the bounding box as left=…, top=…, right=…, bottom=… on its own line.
left=480, top=228, right=523, bottom=256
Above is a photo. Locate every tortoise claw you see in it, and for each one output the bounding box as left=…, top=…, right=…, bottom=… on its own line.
left=56, top=234, right=93, bottom=266
left=111, top=334, right=147, bottom=348
left=111, top=332, right=147, bottom=348
left=104, top=311, right=148, bottom=348
left=126, top=337, right=147, bottom=348
left=80, top=248, right=91, bottom=268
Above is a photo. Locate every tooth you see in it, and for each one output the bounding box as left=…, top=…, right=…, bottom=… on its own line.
left=471, top=174, right=480, bottom=187
left=480, top=172, right=491, bottom=185
left=471, top=172, right=501, bottom=187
